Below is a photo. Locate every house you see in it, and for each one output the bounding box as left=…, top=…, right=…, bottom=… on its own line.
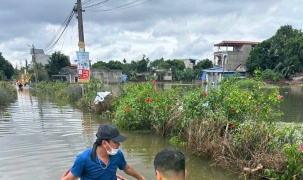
left=213, top=41, right=259, bottom=71
left=134, top=72, right=150, bottom=81
left=53, top=66, right=123, bottom=84
left=52, top=64, right=78, bottom=83
left=181, top=59, right=197, bottom=69
left=30, top=49, right=51, bottom=66
left=202, top=40, right=259, bottom=84
left=154, top=69, right=172, bottom=81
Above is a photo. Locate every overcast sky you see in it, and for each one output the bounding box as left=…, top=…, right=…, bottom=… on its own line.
left=1, top=0, right=302, bottom=67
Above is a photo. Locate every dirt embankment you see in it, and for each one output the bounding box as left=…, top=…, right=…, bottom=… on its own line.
left=286, top=75, right=303, bottom=85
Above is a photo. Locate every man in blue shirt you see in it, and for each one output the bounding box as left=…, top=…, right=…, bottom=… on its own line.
left=61, top=123, right=145, bottom=180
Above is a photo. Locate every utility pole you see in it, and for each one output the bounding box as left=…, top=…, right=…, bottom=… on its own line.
left=29, top=44, right=39, bottom=87
left=25, top=59, right=28, bottom=74
left=76, top=0, right=85, bottom=51
left=74, top=0, right=86, bottom=96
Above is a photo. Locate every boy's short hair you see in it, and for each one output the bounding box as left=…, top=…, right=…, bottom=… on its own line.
left=154, top=148, right=185, bottom=177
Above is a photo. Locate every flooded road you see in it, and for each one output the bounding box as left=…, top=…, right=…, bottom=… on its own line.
left=0, top=87, right=239, bottom=179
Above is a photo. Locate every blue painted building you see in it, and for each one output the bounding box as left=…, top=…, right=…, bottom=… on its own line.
left=202, top=66, right=246, bottom=84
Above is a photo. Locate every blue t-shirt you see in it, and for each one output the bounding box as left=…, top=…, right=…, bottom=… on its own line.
left=71, top=148, right=127, bottom=180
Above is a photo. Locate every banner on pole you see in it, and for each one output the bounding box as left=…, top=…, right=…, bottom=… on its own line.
left=76, top=51, right=90, bottom=83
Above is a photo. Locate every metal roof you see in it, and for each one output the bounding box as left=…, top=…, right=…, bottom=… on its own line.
left=214, top=41, right=260, bottom=47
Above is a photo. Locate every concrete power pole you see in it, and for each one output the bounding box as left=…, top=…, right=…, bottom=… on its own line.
left=31, top=45, right=39, bottom=86
left=75, top=0, right=86, bottom=96
left=76, top=0, right=85, bottom=51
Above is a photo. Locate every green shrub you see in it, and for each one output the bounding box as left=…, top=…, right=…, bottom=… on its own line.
left=113, top=81, right=183, bottom=136
left=261, top=69, right=283, bottom=82
left=0, top=81, right=17, bottom=104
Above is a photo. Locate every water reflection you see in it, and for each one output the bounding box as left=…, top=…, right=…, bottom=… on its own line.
left=279, top=86, right=303, bottom=122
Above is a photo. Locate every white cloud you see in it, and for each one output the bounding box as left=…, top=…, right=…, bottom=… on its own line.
left=1, top=0, right=303, bottom=66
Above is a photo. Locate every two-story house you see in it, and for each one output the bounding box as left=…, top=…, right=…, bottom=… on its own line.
left=202, top=41, right=259, bottom=84
left=213, top=40, right=259, bottom=72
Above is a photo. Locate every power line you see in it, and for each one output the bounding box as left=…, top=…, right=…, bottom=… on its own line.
left=84, top=0, right=152, bottom=12
left=82, top=0, right=111, bottom=9
left=44, top=9, right=73, bottom=50
left=82, top=0, right=103, bottom=5
left=44, top=8, right=75, bottom=52
left=43, top=0, right=153, bottom=54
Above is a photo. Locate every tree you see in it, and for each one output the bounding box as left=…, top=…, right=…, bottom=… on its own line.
left=246, top=25, right=303, bottom=78
left=182, top=68, right=195, bottom=82
left=169, top=59, right=186, bottom=71
left=167, top=59, right=185, bottom=80
left=195, top=58, right=213, bottom=77
left=149, top=58, right=164, bottom=69
left=0, top=53, right=14, bottom=79
left=197, top=59, right=213, bottom=69
left=261, top=69, right=283, bottom=82
left=247, top=40, right=272, bottom=71
left=136, top=56, right=149, bottom=73
left=45, top=51, right=70, bottom=77
left=92, top=60, right=108, bottom=70
left=107, top=60, right=123, bottom=70
left=158, top=61, right=170, bottom=69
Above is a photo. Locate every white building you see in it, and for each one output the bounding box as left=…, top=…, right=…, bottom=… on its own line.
left=30, top=49, right=51, bottom=66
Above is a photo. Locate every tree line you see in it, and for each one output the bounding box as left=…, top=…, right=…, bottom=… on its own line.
left=92, top=56, right=212, bottom=81
left=247, top=25, right=303, bottom=80
left=0, top=51, right=213, bottom=82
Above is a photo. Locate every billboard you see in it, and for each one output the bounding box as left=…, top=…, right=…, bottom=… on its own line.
left=76, top=51, right=90, bottom=83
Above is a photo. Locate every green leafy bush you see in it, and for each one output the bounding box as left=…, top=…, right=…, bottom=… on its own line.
left=113, top=81, right=183, bottom=136
left=0, top=81, right=17, bottom=104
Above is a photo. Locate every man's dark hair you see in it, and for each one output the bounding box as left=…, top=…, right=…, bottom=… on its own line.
left=154, top=149, right=185, bottom=176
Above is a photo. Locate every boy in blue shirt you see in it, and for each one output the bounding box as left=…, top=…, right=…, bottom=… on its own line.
left=61, top=123, right=145, bottom=180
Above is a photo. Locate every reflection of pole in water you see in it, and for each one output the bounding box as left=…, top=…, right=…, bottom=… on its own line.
left=29, top=93, right=33, bottom=106
left=82, top=113, right=96, bottom=147
left=37, top=96, right=45, bottom=131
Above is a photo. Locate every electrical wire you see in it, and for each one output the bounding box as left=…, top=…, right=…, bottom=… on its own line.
left=43, top=0, right=152, bottom=54
left=44, top=8, right=75, bottom=52
left=60, top=21, right=69, bottom=52
left=84, top=0, right=152, bottom=12
left=82, top=0, right=111, bottom=9
left=82, top=0, right=101, bottom=5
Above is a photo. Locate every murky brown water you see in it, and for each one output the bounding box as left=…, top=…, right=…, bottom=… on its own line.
left=2, top=85, right=302, bottom=180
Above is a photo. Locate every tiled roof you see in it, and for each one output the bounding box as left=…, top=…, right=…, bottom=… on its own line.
left=214, top=41, right=260, bottom=46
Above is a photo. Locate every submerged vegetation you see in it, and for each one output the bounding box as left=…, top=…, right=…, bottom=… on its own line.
left=0, top=81, right=17, bottom=104
left=33, top=78, right=303, bottom=179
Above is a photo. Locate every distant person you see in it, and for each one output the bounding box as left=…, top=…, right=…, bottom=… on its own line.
left=154, top=149, right=186, bottom=180
left=61, top=123, right=145, bottom=180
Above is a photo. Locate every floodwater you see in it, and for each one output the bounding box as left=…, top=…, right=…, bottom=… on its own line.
left=279, top=86, right=303, bottom=122
left=0, top=87, right=239, bottom=180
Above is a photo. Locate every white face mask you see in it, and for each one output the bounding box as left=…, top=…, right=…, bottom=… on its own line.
left=105, top=141, right=119, bottom=156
